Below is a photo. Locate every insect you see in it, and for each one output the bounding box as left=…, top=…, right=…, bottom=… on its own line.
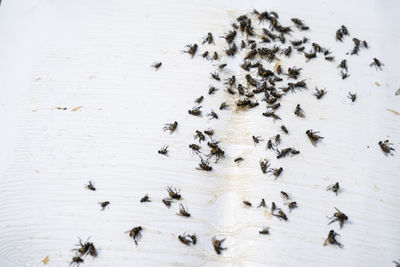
left=370, top=58, right=383, bottom=70
left=167, top=186, right=181, bottom=200
left=218, top=63, right=227, bottom=70
left=243, top=200, right=252, bottom=207
left=325, top=56, right=335, bottom=61
left=209, top=86, right=218, bottom=95
left=246, top=74, right=258, bottom=87
left=219, top=102, right=228, bottom=110
left=348, top=92, right=356, bottom=102
left=203, top=32, right=214, bottom=44
left=210, top=72, right=220, bottom=81
left=189, top=144, right=201, bottom=154
left=268, top=103, right=281, bottom=110
left=306, top=130, right=324, bottom=144
left=234, top=157, right=244, bottom=164
left=99, top=201, right=110, bottom=210
left=208, top=146, right=225, bottom=163
left=195, top=96, right=204, bottom=104
left=379, top=140, right=395, bottom=154
left=273, top=210, right=288, bottom=221
left=395, top=88, right=400, bottom=96
left=281, top=125, right=288, bottom=134
left=163, top=121, right=178, bottom=133
left=304, top=51, right=316, bottom=60
left=294, top=104, right=305, bottom=118
left=287, top=201, right=297, bottom=211
left=336, top=29, right=344, bottom=42
left=73, top=237, right=92, bottom=256
left=70, top=257, right=84, bottom=266
left=162, top=198, right=172, bottom=207
left=225, top=43, right=237, bottom=56
left=86, top=180, right=96, bottom=191
left=324, top=230, right=343, bottom=248
left=188, top=106, right=202, bottom=116
left=281, top=191, right=290, bottom=200
left=158, top=146, right=168, bottom=155
left=274, top=134, right=281, bottom=145
left=183, top=44, right=198, bottom=57
left=194, top=131, right=206, bottom=143
left=327, top=207, right=348, bottom=228
left=151, top=62, right=162, bottom=70
left=338, top=59, right=348, bottom=71
left=178, top=204, right=190, bottom=217
left=140, top=194, right=151, bottom=203
left=287, top=67, right=302, bottom=79
left=393, top=260, right=400, bottom=267
left=313, top=88, right=326, bottom=99
left=271, top=202, right=277, bottom=213
left=252, top=135, right=263, bottom=144
left=198, top=158, right=212, bottom=171
left=262, top=111, right=281, bottom=120
left=204, top=128, right=215, bottom=137
left=212, top=237, right=226, bottom=255
left=223, top=30, right=237, bottom=44
left=341, top=70, right=349, bottom=79
left=258, top=198, right=266, bottom=208
left=276, top=148, right=293, bottom=159
left=259, top=226, right=270, bottom=235
left=327, top=182, right=340, bottom=195
left=269, top=167, right=283, bottom=179
left=260, top=159, right=270, bottom=174
left=207, top=110, right=218, bottom=120
left=178, top=234, right=192, bottom=246
left=267, top=139, right=274, bottom=150
left=127, top=226, right=143, bottom=245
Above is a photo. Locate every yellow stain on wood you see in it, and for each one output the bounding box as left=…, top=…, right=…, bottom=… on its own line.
left=387, top=109, right=400, bottom=115
left=375, top=81, right=381, bottom=87
left=35, top=77, right=41, bottom=82
left=42, top=256, right=49, bottom=265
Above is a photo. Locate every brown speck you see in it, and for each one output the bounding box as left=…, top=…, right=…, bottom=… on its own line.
left=42, top=256, right=49, bottom=265
left=35, top=77, right=41, bottom=82
left=395, top=88, right=400, bottom=96
left=387, top=109, right=400, bottom=115
left=375, top=82, right=380, bottom=87
left=71, top=106, right=83, bottom=112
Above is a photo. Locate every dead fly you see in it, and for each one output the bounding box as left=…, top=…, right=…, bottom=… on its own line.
left=198, top=158, right=212, bottom=171
left=304, top=51, right=316, bottom=60
left=218, top=63, right=227, bottom=70
left=184, top=44, right=198, bottom=57
left=203, top=32, right=214, bottom=44
left=204, top=128, right=215, bottom=137
left=296, top=46, right=305, bottom=52
left=286, top=201, right=297, bottom=212
left=268, top=103, right=281, bottom=110
left=56, top=107, right=67, bottom=110
left=312, top=43, right=322, bottom=53
left=222, top=30, right=237, bottom=44
left=325, top=56, right=335, bottom=61
left=291, top=148, right=300, bottom=155
left=225, top=75, right=236, bottom=87
left=341, top=71, right=349, bottom=80
left=162, top=198, right=172, bottom=208
left=273, top=210, right=288, bottom=221
left=99, top=201, right=110, bottom=211
left=210, top=72, right=220, bottom=81
left=370, top=58, right=383, bottom=70
left=294, top=104, right=305, bottom=118
left=158, top=146, right=168, bottom=155
left=267, top=139, right=274, bottom=150
left=70, top=257, right=84, bottom=266
left=281, top=191, right=290, bottom=200
left=151, top=62, right=162, bottom=70
left=163, top=121, right=178, bottom=133
left=86, top=180, right=96, bottom=191
left=393, top=260, right=400, bottom=267
left=178, top=204, right=191, bottom=217
left=281, top=125, right=289, bottom=134
left=287, top=67, right=302, bottom=79
left=269, top=167, right=283, bottom=178
left=167, top=186, right=181, bottom=200
left=252, top=135, right=263, bottom=144
left=259, top=226, right=270, bottom=235
left=178, top=233, right=196, bottom=246
left=208, top=146, right=225, bottom=163
left=338, top=59, right=348, bottom=71
left=379, top=140, right=395, bottom=154
left=212, top=237, right=226, bottom=255
left=73, top=237, right=94, bottom=257
left=258, top=66, right=275, bottom=78
left=262, top=111, right=281, bottom=120
left=324, top=230, right=343, bottom=248
left=207, top=141, right=220, bottom=149
left=276, top=65, right=283, bottom=75
left=225, top=43, right=237, bottom=56
left=243, top=200, right=252, bottom=207
left=195, top=96, right=204, bottom=104
left=207, top=110, right=218, bottom=120
left=140, top=194, right=151, bottom=203
left=282, top=46, right=292, bottom=57
left=219, top=102, right=229, bottom=110
left=245, top=49, right=257, bottom=60
left=313, top=88, right=327, bottom=99
left=348, top=92, right=356, bottom=102
left=246, top=74, right=258, bottom=87
left=202, top=51, right=209, bottom=59
left=327, top=182, right=340, bottom=195
left=127, top=226, right=143, bottom=245
left=241, top=40, right=246, bottom=49
left=234, top=157, right=244, bottom=164
left=271, top=202, right=277, bottom=213
left=188, top=106, right=202, bottom=116
left=336, top=25, right=348, bottom=42
left=341, top=25, right=349, bottom=36
left=189, top=144, right=201, bottom=154
left=274, top=134, right=281, bottom=145
left=209, top=86, right=218, bottom=95
left=260, top=159, right=270, bottom=174
left=306, top=130, right=324, bottom=144
left=328, top=207, right=348, bottom=228
left=258, top=198, right=266, bottom=208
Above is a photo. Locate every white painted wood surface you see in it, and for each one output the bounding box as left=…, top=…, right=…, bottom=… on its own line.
left=0, top=0, right=399, bottom=266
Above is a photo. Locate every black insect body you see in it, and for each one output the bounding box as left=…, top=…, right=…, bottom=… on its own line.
left=306, top=130, right=324, bottom=145
left=86, top=180, right=96, bottom=191
left=327, top=207, right=348, bottom=228
left=324, top=230, right=343, bottom=248
left=128, top=226, right=143, bottom=245
left=259, top=226, right=270, bottom=235
left=188, top=106, right=202, bottom=116
left=158, top=146, right=169, bottom=155
left=163, top=121, right=178, bottom=133
left=379, top=140, right=395, bottom=154
left=184, top=44, right=198, bottom=57
left=140, top=194, right=151, bottom=203
left=327, top=182, right=340, bottom=195
left=212, top=237, right=226, bottom=255
left=99, top=201, right=110, bottom=211
left=178, top=204, right=191, bottom=217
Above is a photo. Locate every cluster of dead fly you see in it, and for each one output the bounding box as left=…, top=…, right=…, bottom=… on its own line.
left=153, top=9, right=396, bottom=256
